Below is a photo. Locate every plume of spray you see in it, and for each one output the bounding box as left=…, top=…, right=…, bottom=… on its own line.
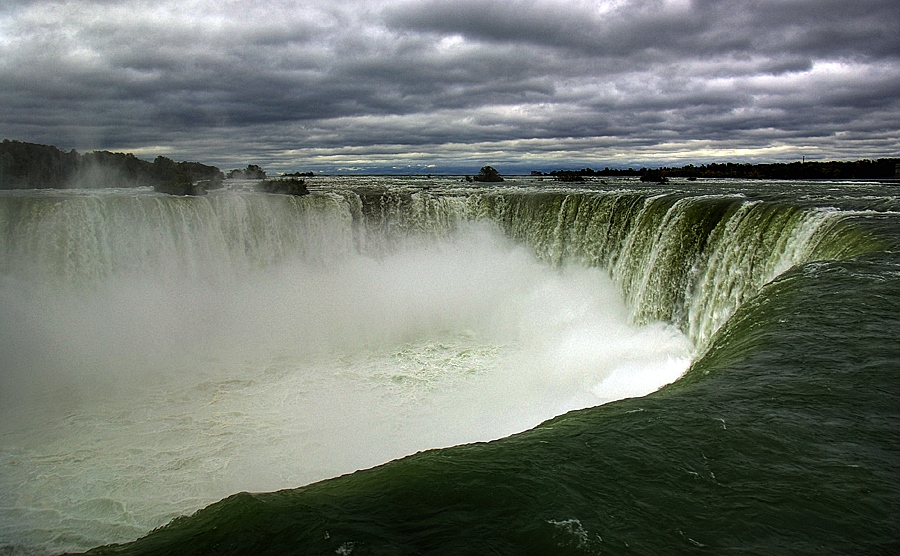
left=0, top=194, right=692, bottom=553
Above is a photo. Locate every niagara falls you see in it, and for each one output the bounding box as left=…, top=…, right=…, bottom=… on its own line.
left=2, top=0, right=899, bottom=553
left=1, top=174, right=898, bottom=554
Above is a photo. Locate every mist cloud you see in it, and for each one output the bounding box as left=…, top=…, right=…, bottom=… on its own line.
left=1, top=0, right=897, bottom=172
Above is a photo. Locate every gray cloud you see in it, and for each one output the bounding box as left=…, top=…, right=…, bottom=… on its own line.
left=1, top=0, right=897, bottom=173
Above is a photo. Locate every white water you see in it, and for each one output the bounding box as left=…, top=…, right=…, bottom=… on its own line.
left=0, top=196, right=692, bottom=554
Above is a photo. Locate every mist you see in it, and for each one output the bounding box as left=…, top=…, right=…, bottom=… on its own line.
left=0, top=194, right=692, bottom=551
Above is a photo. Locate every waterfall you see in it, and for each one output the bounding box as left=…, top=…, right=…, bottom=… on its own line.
left=341, top=188, right=871, bottom=348
left=0, top=191, right=355, bottom=285
left=0, top=184, right=882, bottom=555
left=0, top=187, right=870, bottom=349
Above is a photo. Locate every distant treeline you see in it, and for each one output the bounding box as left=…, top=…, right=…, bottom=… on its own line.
left=0, top=139, right=223, bottom=190
left=536, top=158, right=900, bottom=180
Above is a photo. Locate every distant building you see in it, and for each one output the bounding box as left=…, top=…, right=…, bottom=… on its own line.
left=895, top=163, right=900, bottom=178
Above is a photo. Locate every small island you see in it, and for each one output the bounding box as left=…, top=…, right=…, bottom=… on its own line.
left=255, top=177, right=309, bottom=196
left=227, top=164, right=267, bottom=180
left=552, top=171, right=585, bottom=182
left=469, top=166, right=504, bottom=182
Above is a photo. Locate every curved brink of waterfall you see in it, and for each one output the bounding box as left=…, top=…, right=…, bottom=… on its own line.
left=340, top=187, right=878, bottom=350
left=2, top=188, right=873, bottom=353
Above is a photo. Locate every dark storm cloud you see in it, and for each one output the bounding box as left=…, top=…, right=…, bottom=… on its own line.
left=0, top=0, right=897, bottom=172
left=390, top=0, right=900, bottom=61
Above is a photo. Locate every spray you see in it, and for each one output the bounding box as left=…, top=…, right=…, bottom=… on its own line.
left=0, top=189, right=692, bottom=553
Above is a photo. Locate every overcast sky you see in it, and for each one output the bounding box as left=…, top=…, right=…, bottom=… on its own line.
left=1, top=0, right=898, bottom=173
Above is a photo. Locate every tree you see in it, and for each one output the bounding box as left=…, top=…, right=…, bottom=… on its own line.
left=227, top=165, right=267, bottom=180
left=472, top=166, right=504, bottom=182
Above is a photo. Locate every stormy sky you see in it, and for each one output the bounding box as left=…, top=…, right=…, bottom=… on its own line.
left=1, top=0, right=898, bottom=173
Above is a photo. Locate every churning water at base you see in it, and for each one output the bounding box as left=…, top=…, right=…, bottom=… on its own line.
left=0, top=190, right=690, bottom=554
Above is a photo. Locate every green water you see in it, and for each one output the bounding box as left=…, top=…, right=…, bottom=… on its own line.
left=1, top=178, right=897, bottom=555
